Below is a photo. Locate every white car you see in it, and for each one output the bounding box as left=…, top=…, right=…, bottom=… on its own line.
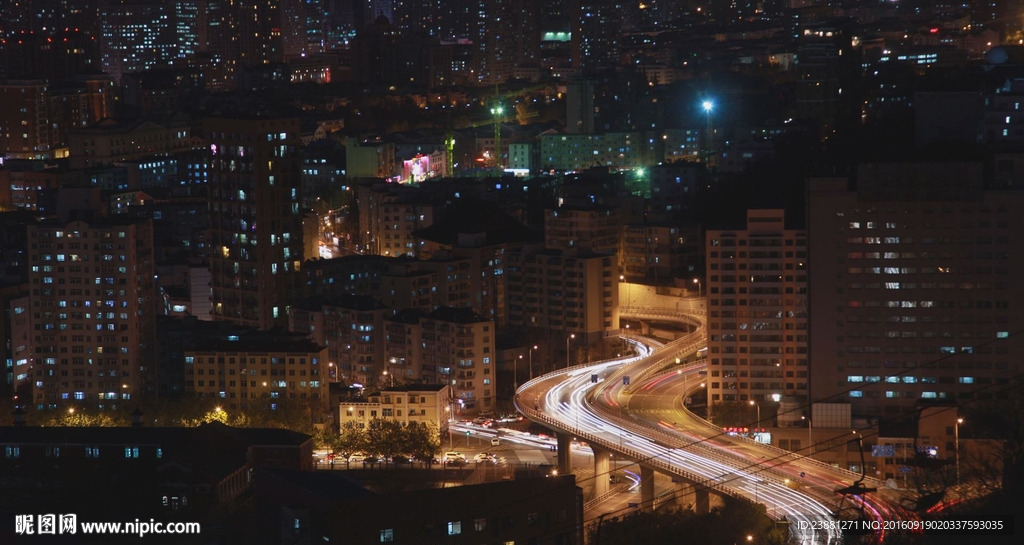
left=490, top=437, right=501, bottom=446
left=444, top=451, right=467, bottom=464
left=348, top=452, right=366, bottom=464
left=473, top=453, right=494, bottom=464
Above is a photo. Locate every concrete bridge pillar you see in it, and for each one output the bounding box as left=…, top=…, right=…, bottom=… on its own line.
left=556, top=432, right=573, bottom=475
left=674, top=480, right=696, bottom=510
left=695, top=488, right=710, bottom=514
left=593, top=446, right=611, bottom=497
left=640, top=465, right=655, bottom=508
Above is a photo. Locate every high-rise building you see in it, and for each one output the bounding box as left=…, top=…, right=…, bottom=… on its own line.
left=571, top=0, right=624, bottom=69
left=205, top=114, right=305, bottom=329
left=289, top=295, right=390, bottom=387
left=544, top=206, right=620, bottom=255
left=1, top=77, right=116, bottom=162
left=0, top=81, right=52, bottom=160
left=808, top=165, right=1024, bottom=420
left=704, top=209, right=808, bottom=407
left=98, top=0, right=179, bottom=82
left=26, top=217, right=157, bottom=410
left=506, top=247, right=619, bottom=344
left=206, top=0, right=284, bottom=71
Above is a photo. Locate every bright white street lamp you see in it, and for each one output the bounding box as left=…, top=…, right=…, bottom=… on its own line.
left=565, top=334, right=576, bottom=368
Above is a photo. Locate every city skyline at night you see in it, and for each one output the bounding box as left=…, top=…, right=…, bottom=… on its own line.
left=1, top=1, right=1023, bottom=544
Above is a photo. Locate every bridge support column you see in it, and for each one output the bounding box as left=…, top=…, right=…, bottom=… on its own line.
left=695, top=488, right=710, bottom=514
left=556, top=432, right=573, bottom=475
left=640, top=466, right=655, bottom=509
left=674, top=480, right=696, bottom=511
left=593, top=446, right=610, bottom=497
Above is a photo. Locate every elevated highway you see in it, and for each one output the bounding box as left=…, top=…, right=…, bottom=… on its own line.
left=516, top=301, right=906, bottom=544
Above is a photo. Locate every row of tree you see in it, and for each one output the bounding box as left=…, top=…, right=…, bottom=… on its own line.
left=3, top=396, right=325, bottom=434
left=318, top=420, right=442, bottom=467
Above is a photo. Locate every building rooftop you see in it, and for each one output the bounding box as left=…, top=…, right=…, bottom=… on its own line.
left=192, top=329, right=325, bottom=353
left=427, top=306, right=489, bottom=324
left=414, top=200, right=540, bottom=247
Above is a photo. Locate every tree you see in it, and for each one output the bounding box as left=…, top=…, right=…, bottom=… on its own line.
left=403, top=421, right=441, bottom=467
left=44, top=409, right=126, bottom=427
left=589, top=498, right=787, bottom=545
left=365, top=419, right=405, bottom=467
left=337, top=421, right=367, bottom=459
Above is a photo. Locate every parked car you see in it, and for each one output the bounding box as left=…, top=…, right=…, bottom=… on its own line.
left=490, top=437, right=501, bottom=446
left=348, top=452, right=366, bottom=464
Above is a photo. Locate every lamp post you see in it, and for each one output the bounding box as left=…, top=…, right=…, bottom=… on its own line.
left=620, top=274, right=632, bottom=309
left=565, top=334, right=575, bottom=369
left=749, top=400, right=760, bottom=428
left=802, top=415, right=813, bottom=454
left=528, top=345, right=538, bottom=380
left=514, top=354, right=523, bottom=391
left=490, top=104, right=504, bottom=169
left=955, top=417, right=963, bottom=485
left=693, top=277, right=702, bottom=296
left=701, top=98, right=715, bottom=166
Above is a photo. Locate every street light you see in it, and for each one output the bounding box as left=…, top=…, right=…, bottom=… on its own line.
left=955, top=417, right=963, bottom=485
left=565, top=334, right=575, bottom=368
left=701, top=98, right=715, bottom=166
left=528, top=345, right=538, bottom=380
left=514, top=354, right=524, bottom=390
left=749, top=400, right=760, bottom=428
left=490, top=104, right=505, bottom=168
left=802, top=415, right=813, bottom=454
left=692, top=277, right=702, bottom=296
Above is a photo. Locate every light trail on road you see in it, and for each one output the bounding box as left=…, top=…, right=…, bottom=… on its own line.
left=519, top=346, right=843, bottom=545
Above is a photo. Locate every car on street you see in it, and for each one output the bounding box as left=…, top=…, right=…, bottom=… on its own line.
left=348, top=452, right=366, bottom=464
left=490, top=437, right=501, bottom=446
left=473, top=453, right=490, bottom=463
left=444, top=451, right=467, bottom=464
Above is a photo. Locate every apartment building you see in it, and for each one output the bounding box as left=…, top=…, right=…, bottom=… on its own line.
left=338, top=383, right=452, bottom=438
left=705, top=209, right=809, bottom=406
left=25, top=218, right=156, bottom=409
left=288, top=295, right=390, bottom=387
left=383, top=307, right=496, bottom=414
left=807, top=164, right=1024, bottom=420
left=185, top=330, right=329, bottom=413
left=544, top=206, right=620, bottom=254
left=506, top=248, right=618, bottom=344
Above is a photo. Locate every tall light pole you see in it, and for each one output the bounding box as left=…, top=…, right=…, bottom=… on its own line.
left=528, top=345, right=538, bottom=380
left=749, top=400, right=760, bottom=428
left=701, top=98, right=715, bottom=166
left=514, top=354, right=523, bottom=390
left=620, top=274, right=626, bottom=309
left=490, top=104, right=504, bottom=169
left=565, top=334, right=576, bottom=369
left=802, top=415, right=813, bottom=454
left=692, top=277, right=702, bottom=296
left=955, top=417, right=963, bottom=485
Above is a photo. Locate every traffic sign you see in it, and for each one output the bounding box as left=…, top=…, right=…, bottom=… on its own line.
left=591, top=374, right=598, bottom=383
left=898, top=466, right=912, bottom=474
left=623, top=376, right=630, bottom=385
